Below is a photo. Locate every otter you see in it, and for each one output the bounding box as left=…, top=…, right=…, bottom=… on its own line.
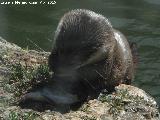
left=19, top=9, right=135, bottom=109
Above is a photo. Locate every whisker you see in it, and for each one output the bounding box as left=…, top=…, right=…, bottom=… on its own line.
left=94, top=70, right=107, bottom=80
left=94, top=70, right=107, bottom=89
left=27, top=38, right=45, bottom=52
left=83, top=78, right=96, bottom=90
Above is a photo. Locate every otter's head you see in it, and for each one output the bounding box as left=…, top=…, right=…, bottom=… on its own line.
left=49, top=9, right=114, bottom=80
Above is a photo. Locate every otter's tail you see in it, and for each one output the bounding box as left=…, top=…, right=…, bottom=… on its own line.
left=130, top=42, right=138, bottom=68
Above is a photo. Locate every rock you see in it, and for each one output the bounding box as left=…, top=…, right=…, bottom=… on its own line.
left=98, top=84, right=160, bottom=120
left=0, top=36, right=159, bottom=120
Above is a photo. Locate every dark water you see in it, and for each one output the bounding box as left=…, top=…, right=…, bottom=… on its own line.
left=0, top=0, right=160, bottom=106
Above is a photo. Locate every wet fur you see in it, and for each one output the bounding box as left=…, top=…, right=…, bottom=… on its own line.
left=19, top=9, right=136, bottom=110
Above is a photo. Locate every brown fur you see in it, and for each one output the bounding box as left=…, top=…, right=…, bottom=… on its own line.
left=20, top=9, right=136, bottom=109
left=49, top=9, right=134, bottom=93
